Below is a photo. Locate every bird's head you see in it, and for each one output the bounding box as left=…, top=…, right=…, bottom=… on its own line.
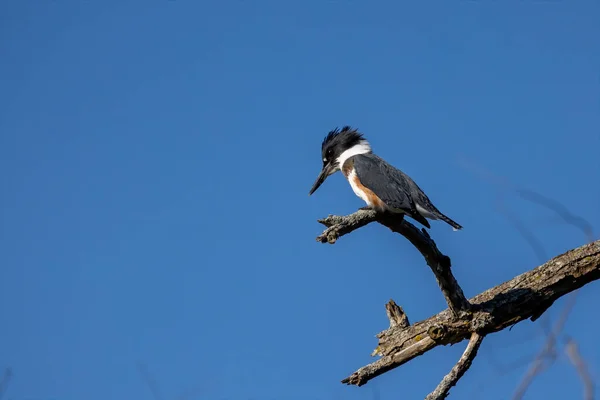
left=309, top=126, right=371, bottom=195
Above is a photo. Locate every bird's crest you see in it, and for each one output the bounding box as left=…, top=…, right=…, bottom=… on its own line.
left=322, top=126, right=364, bottom=151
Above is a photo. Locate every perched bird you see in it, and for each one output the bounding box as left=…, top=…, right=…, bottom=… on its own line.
left=309, top=126, right=462, bottom=230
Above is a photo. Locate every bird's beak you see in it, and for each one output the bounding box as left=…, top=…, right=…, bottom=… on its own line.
left=309, top=162, right=334, bottom=195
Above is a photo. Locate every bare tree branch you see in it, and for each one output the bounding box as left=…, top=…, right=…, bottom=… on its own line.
left=317, top=160, right=598, bottom=398
left=317, top=210, right=471, bottom=316
left=425, top=332, right=484, bottom=400
left=333, top=236, right=599, bottom=387
left=316, top=158, right=598, bottom=398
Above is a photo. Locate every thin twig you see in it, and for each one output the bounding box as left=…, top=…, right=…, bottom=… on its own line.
left=0, top=368, right=12, bottom=400
left=137, top=362, right=164, bottom=400
left=565, top=337, right=595, bottom=400
left=458, top=155, right=595, bottom=243
left=425, top=332, right=484, bottom=400
left=496, top=192, right=548, bottom=262
left=517, top=189, right=595, bottom=243
left=512, top=292, right=578, bottom=400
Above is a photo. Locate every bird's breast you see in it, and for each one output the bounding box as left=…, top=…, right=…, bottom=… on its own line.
left=346, top=169, right=386, bottom=210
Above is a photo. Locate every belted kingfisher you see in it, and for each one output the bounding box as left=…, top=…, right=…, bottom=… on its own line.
left=309, top=126, right=462, bottom=230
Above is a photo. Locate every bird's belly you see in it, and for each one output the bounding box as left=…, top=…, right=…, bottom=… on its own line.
left=349, top=178, right=371, bottom=204
left=348, top=171, right=387, bottom=210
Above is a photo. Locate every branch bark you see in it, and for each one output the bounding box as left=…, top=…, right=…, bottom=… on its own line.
left=317, top=210, right=471, bottom=315
left=315, top=210, right=600, bottom=396
left=345, top=239, right=599, bottom=386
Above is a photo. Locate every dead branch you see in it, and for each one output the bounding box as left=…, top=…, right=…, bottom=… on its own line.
left=425, top=332, right=484, bottom=400
left=316, top=211, right=600, bottom=395
left=318, top=210, right=471, bottom=316
left=343, top=238, right=599, bottom=387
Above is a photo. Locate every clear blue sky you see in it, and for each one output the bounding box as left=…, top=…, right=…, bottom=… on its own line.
left=1, top=1, right=599, bottom=399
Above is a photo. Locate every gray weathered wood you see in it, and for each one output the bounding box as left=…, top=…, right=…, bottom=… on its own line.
left=425, top=332, right=484, bottom=400
left=316, top=209, right=599, bottom=397
left=318, top=210, right=471, bottom=315
left=339, top=238, right=600, bottom=387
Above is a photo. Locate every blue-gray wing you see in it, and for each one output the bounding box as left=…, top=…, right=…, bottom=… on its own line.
left=351, top=153, right=417, bottom=213
left=352, top=153, right=461, bottom=230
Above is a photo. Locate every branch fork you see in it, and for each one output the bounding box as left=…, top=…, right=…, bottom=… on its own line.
left=316, top=209, right=600, bottom=399
left=317, top=209, right=471, bottom=316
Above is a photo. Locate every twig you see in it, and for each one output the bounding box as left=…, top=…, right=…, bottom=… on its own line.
left=425, top=332, right=484, bottom=400
left=496, top=192, right=548, bottom=262
left=0, top=368, right=12, bottom=400
left=565, top=337, right=595, bottom=400
left=516, top=189, right=595, bottom=243
left=458, top=155, right=594, bottom=243
left=317, top=209, right=471, bottom=316
left=512, top=293, right=578, bottom=399
left=137, top=362, right=164, bottom=400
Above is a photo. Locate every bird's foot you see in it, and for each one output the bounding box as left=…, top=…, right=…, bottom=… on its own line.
left=359, top=206, right=373, bottom=211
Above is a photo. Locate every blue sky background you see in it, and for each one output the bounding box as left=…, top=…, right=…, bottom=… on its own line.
left=1, top=1, right=599, bottom=399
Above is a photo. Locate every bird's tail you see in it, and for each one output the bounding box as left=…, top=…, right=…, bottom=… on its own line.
left=437, top=212, right=463, bottom=231
left=409, top=211, right=431, bottom=229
